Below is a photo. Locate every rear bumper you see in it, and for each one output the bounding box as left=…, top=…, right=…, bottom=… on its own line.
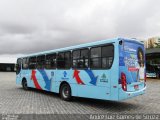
left=118, top=86, right=146, bottom=101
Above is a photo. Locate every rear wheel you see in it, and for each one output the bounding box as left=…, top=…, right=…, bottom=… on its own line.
left=22, top=79, right=28, bottom=90
left=60, top=83, right=71, bottom=101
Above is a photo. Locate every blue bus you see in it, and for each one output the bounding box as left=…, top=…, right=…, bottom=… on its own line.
left=16, top=38, right=146, bottom=101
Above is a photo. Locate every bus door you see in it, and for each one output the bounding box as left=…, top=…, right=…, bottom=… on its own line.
left=16, top=58, right=22, bottom=85
left=21, top=58, right=30, bottom=85
left=16, top=58, right=22, bottom=75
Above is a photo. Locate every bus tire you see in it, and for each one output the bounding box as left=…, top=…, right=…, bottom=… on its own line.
left=22, top=79, right=28, bottom=90
left=60, top=83, right=71, bottom=101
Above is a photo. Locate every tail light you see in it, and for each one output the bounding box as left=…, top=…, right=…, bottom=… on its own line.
left=121, top=72, right=127, bottom=91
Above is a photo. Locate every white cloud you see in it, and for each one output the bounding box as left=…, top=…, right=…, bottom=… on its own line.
left=0, top=0, right=159, bottom=56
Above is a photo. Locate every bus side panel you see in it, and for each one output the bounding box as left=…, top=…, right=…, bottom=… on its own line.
left=75, top=70, right=111, bottom=100
left=40, top=70, right=56, bottom=92
left=17, top=68, right=78, bottom=96
left=16, top=70, right=30, bottom=86
left=71, top=42, right=118, bottom=100
left=27, top=69, right=57, bottom=92
left=23, top=69, right=33, bottom=88
left=54, top=69, right=111, bottom=99
left=55, top=69, right=78, bottom=96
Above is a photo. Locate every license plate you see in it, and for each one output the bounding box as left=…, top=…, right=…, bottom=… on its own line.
left=134, top=85, right=139, bottom=90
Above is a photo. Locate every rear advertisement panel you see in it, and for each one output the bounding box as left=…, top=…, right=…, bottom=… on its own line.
left=119, top=40, right=145, bottom=84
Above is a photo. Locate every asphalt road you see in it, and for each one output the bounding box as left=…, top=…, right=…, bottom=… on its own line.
left=0, top=72, right=160, bottom=116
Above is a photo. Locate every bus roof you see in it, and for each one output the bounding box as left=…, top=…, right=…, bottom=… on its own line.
left=18, top=37, right=142, bottom=58
left=122, top=38, right=143, bottom=45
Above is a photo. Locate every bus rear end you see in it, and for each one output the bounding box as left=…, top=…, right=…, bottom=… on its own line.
left=118, top=39, right=146, bottom=100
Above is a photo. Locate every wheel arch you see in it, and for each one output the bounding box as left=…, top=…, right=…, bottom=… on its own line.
left=21, top=77, right=27, bottom=85
left=59, top=81, right=72, bottom=95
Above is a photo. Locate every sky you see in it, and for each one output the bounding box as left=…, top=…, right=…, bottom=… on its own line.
left=0, top=0, right=160, bottom=62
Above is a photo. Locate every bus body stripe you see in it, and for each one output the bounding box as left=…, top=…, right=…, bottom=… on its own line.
left=73, top=70, right=85, bottom=85
left=85, top=69, right=98, bottom=86
left=31, top=70, right=42, bottom=90
left=38, top=69, right=51, bottom=91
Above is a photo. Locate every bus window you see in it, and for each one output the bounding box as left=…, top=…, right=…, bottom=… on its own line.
left=16, top=58, right=22, bottom=74
left=57, top=53, right=65, bottom=69
left=46, top=53, right=56, bottom=69
left=101, top=45, right=114, bottom=69
left=90, top=47, right=101, bottom=68
left=72, top=50, right=80, bottom=68
left=57, top=52, right=71, bottom=69
left=37, top=55, right=45, bottom=69
left=72, top=48, right=89, bottom=69
left=22, top=58, right=29, bottom=69
left=64, top=52, right=71, bottom=69
left=29, top=57, right=37, bottom=69
left=79, top=49, right=89, bottom=68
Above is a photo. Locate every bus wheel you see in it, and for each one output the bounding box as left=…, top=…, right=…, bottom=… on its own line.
left=22, top=79, right=28, bottom=90
left=60, top=83, right=71, bottom=101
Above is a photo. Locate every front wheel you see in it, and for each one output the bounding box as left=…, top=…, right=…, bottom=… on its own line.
left=60, top=83, right=71, bottom=101
left=22, top=79, right=28, bottom=90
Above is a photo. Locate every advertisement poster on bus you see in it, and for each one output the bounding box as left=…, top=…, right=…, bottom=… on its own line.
left=119, top=41, right=145, bottom=84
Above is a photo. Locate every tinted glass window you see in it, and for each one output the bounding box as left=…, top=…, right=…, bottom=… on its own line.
left=81, top=49, right=89, bottom=58
left=73, top=50, right=80, bottom=59
left=72, top=48, right=89, bottom=68
left=37, top=55, right=45, bottom=69
left=16, top=58, right=22, bottom=74
left=91, top=47, right=101, bottom=58
left=22, top=58, right=29, bottom=69
left=57, top=53, right=65, bottom=68
left=46, top=53, right=56, bottom=69
left=64, top=52, right=71, bottom=68
left=80, top=49, right=89, bottom=68
left=90, top=58, right=101, bottom=68
left=29, top=57, right=37, bottom=69
left=72, top=50, right=80, bottom=68
left=57, top=52, right=71, bottom=69
left=101, top=45, right=114, bottom=68
left=90, top=47, right=101, bottom=68
left=90, top=45, right=114, bottom=69
left=102, top=45, right=114, bottom=57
